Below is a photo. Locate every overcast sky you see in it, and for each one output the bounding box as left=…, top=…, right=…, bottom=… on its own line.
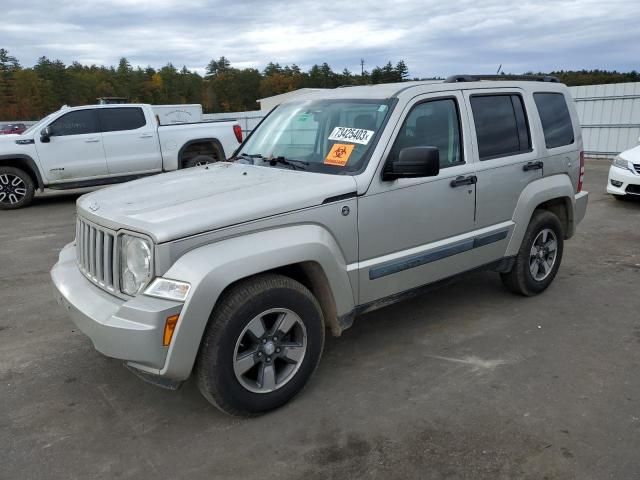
left=1, top=0, right=639, bottom=77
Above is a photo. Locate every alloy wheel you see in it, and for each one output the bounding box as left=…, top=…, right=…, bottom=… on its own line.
left=233, top=308, right=307, bottom=394
left=529, top=228, right=558, bottom=281
left=0, top=174, right=27, bottom=205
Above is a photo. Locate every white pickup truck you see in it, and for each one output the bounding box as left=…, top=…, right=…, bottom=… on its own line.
left=0, top=104, right=242, bottom=209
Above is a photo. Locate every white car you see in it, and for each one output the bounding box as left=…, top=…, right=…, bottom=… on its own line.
left=607, top=144, right=640, bottom=199
left=0, top=104, right=242, bottom=209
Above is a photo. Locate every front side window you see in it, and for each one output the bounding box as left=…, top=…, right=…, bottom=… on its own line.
left=470, top=94, right=531, bottom=160
left=533, top=93, right=574, bottom=148
left=98, top=108, right=146, bottom=133
left=388, top=98, right=463, bottom=168
left=235, top=99, right=393, bottom=174
left=49, top=110, right=98, bottom=136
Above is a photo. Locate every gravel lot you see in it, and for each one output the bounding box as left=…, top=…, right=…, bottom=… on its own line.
left=2, top=159, right=639, bottom=479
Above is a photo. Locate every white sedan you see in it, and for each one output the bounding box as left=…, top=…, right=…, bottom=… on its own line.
left=607, top=145, right=640, bottom=199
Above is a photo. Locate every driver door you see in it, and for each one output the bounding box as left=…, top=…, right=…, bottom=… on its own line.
left=357, top=92, right=477, bottom=304
left=35, top=108, right=108, bottom=183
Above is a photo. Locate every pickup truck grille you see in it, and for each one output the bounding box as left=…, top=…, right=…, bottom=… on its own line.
left=76, top=217, right=117, bottom=293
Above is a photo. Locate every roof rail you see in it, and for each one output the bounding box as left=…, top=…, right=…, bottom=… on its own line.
left=444, top=74, right=560, bottom=83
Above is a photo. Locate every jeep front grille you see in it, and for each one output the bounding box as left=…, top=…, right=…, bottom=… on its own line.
left=76, top=217, right=117, bottom=292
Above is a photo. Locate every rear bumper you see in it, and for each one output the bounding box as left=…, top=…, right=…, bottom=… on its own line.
left=607, top=165, right=640, bottom=196
left=574, top=191, right=588, bottom=226
left=51, top=242, right=182, bottom=373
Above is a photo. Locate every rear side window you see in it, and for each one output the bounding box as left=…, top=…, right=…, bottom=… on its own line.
left=98, top=108, right=146, bottom=133
left=470, top=94, right=531, bottom=160
left=533, top=93, right=574, bottom=148
left=389, top=98, right=463, bottom=168
left=49, top=110, right=98, bottom=136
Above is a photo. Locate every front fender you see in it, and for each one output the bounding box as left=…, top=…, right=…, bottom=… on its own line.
left=506, top=174, right=575, bottom=257
left=157, top=224, right=355, bottom=379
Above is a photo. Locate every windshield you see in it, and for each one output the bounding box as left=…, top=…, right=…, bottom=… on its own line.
left=235, top=99, right=393, bottom=174
left=22, top=113, right=56, bottom=136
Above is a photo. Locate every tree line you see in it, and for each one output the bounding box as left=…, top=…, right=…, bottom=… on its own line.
left=0, top=49, right=410, bottom=120
left=1, top=48, right=638, bottom=120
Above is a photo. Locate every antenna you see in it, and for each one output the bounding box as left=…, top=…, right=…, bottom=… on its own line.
left=496, top=64, right=502, bottom=75
left=360, top=58, right=365, bottom=76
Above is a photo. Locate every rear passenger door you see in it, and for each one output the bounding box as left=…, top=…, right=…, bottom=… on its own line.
left=98, top=107, right=162, bottom=175
left=464, top=89, right=542, bottom=262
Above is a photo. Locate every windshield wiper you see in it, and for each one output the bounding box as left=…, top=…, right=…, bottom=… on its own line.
left=268, top=156, right=309, bottom=171
left=234, top=152, right=263, bottom=162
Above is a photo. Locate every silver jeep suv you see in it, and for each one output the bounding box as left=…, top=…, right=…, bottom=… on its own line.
left=52, top=75, right=588, bottom=415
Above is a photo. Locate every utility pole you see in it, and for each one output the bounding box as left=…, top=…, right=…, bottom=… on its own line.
left=360, top=58, right=365, bottom=76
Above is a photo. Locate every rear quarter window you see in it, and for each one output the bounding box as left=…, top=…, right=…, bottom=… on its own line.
left=533, top=93, right=574, bottom=149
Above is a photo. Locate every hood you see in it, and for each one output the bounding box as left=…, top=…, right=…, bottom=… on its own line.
left=77, top=162, right=358, bottom=243
left=620, top=144, right=640, bottom=163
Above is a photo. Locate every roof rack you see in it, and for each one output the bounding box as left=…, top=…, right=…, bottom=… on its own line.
left=444, top=74, right=560, bottom=83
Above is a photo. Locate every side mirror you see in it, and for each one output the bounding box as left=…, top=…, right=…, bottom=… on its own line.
left=383, top=146, right=440, bottom=180
left=40, top=126, right=52, bottom=143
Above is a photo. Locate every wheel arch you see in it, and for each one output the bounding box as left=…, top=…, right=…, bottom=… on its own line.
left=177, top=138, right=226, bottom=168
left=506, top=174, right=576, bottom=257
left=156, top=224, right=355, bottom=380
left=0, top=154, right=44, bottom=190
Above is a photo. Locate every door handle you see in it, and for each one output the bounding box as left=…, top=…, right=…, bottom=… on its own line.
left=450, top=175, right=477, bottom=187
left=84, top=138, right=100, bottom=143
left=140, top=133, right=154, bottom=138
left=523, top=161, right=543, bottom=171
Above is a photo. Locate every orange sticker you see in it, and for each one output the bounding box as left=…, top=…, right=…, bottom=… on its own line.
left=325, top=143, right=355, bottom=166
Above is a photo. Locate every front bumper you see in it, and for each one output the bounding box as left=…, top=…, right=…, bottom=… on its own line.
left=606, top=165, right=640, bottom=196
left=51, top=242, right=183, bottom=374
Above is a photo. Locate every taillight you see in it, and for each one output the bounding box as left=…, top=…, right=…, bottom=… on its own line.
left=578, top=151, right=585, bottom=192
left=233, top=124, right=243, bottom=143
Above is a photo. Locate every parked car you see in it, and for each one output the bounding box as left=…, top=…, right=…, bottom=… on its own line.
left=52, top=75, right=588, bottom=416
left=0, top=104, right=242, bottom=209
left=0, top=123, right=27, bottom=135
left=607, top=144, right=640, bottom=199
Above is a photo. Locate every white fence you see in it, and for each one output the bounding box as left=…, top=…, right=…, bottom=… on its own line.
left=569, top=82, right=640, bottom=158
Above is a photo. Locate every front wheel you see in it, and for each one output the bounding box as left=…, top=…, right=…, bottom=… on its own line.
left=501, top=210, right=564, bottom=296
left=196, top=274, right=325, bottom=416
left=0, top=167, right=35, bottom=210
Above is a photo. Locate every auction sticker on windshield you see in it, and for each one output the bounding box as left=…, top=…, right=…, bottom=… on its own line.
left=328, top=127, right=374, bottom=145
left=325, top=143, right=355, bottom=166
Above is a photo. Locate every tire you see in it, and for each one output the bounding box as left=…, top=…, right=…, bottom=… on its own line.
left=182, top=155, right=216, bottom=168
left=613, top=194, right=627, bottom=201
left=196, top=273, right=325, bottom=416
left=500, top=210, right=564, bottom=296
left=0, top=166, right=35, bottom=210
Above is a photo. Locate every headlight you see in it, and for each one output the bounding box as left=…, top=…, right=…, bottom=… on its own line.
left=120, top=234, right=152, bottom=295
left=144, top=278, right=191, bottom=302
left=612, top=156, right=632, bottom=172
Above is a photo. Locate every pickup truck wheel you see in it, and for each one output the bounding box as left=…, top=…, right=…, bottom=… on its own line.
left=196, top=273, right=325, bottom=416
left=0, top=167, right=35, bottom=210
left=500, top=210, right=564, bottom=296
left=183, top=155, right=215, bottom=168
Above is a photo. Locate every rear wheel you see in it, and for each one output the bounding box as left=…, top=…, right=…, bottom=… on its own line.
left=182, top=155, right=216, bottom=168
left=501, top=210, right=564, bottom=296
left=196, top=274, right=325, bottom=416
left=0, top=167, right=35, bottom=209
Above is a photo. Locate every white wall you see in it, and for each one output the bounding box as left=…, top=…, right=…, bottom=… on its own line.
left=569, top=82, right=640, bottom=158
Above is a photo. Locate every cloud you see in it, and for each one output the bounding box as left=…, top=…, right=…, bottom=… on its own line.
left=1, top=0, right=639, bottom=77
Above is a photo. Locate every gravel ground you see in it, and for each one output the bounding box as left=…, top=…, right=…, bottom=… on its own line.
left=1, top=159, right=639, bottom=479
